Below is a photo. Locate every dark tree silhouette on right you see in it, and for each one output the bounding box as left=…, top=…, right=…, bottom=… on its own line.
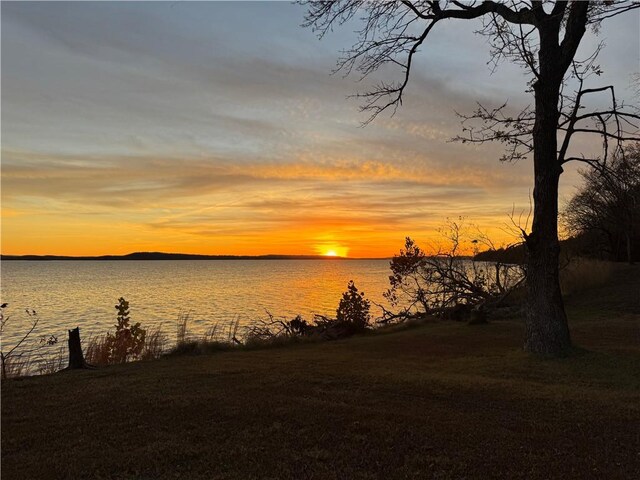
left=563, top=143, right=640, bottom=264
left=301, top=1, right=640, bottom=356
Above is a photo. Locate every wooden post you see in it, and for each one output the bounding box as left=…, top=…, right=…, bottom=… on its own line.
left=67, top=327, right=90, bottom=369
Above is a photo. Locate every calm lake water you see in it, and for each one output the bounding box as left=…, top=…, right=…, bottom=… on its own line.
left=0, top=260, right=393, bottom=348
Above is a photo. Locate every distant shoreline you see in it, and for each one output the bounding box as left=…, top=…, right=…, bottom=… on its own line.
left=0, top=252, right=389, bottom=261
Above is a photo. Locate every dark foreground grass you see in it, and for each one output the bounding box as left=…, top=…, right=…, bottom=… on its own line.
left=2, top=266, right=639, bottom=479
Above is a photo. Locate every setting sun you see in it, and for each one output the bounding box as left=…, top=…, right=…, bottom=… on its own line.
left=316, top=244, right=349, bottom=257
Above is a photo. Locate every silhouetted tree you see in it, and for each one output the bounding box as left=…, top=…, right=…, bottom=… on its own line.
left=563, top=143, right=640, bottom=263
left=302, top=0, right=640, bottom=355
left=383, top=219, right=524, bottom=322
left=336, top=280, right=371, bottom=331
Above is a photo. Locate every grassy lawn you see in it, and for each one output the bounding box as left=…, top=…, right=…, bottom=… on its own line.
left=2, top=266, right=639, bottom=479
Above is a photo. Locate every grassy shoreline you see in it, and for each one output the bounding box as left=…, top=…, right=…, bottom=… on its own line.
left=2, top=265, right=638, bottom=479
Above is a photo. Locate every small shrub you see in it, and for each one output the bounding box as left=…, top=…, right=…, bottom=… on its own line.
left=104, top=297, right=146, bottom=363
left=336, top=281, right=371, bottom=332
left=87, top=298, right=148, bottom=365
left=288, top=316, right=309, bottom=335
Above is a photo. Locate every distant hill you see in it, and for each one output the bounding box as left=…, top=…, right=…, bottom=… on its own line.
left=0, top=252, right=353, bottom=261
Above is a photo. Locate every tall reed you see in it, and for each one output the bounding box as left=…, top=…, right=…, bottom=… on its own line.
left=141, top=325, right=168, bottom=361
left=176, top=310, right=191, bottom=346
left=85, top=334, right=111, bottom=366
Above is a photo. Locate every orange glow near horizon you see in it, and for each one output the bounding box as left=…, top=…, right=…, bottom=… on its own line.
left=1, top=139, right=538, bottom=259
left=0, top=206, right=520, bottom=258
left=0, top=142, right=537, bottom=259
left=315, top=243, right=350, bottom=258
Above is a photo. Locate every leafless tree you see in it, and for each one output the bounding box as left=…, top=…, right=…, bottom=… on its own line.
left=383, top=219, right=524, bottom=322
left=301, top=0, right=640, bottom=355
left=563, top=143, right=640, bottom=263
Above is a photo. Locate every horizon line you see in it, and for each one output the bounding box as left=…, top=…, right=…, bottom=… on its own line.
left=0, top=251, right=391, bottom=261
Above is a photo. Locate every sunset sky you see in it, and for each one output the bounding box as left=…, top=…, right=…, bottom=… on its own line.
left=2, top=1, right=638, bottom=257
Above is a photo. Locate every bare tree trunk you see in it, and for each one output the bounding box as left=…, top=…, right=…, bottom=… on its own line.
left=525, top=166, right=571, bottom=355
left=524, top=32, right=572, bottom=356
left=67, top=327, right=90, bottom=369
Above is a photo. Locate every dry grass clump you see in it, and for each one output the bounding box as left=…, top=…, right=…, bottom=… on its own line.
left=1, top=306, right=63, bottom=378
left=560, top=257, right=614, bottom=295
left=168, top=312, right=323, bottom=355
left=169, top=315, right=243, bottom=356
left=86, top=324, right=168, bottom=366
left=141, top=326, right=168, bottom=361
left=35, top=345, right=67, bottom=375
left=1, top=345, right=67, bottom=378
left=1, top=355, right=32, bottom=378
left=85, top=335, right=111, bottom=366
left=176, top=310, right=191, bottom=345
